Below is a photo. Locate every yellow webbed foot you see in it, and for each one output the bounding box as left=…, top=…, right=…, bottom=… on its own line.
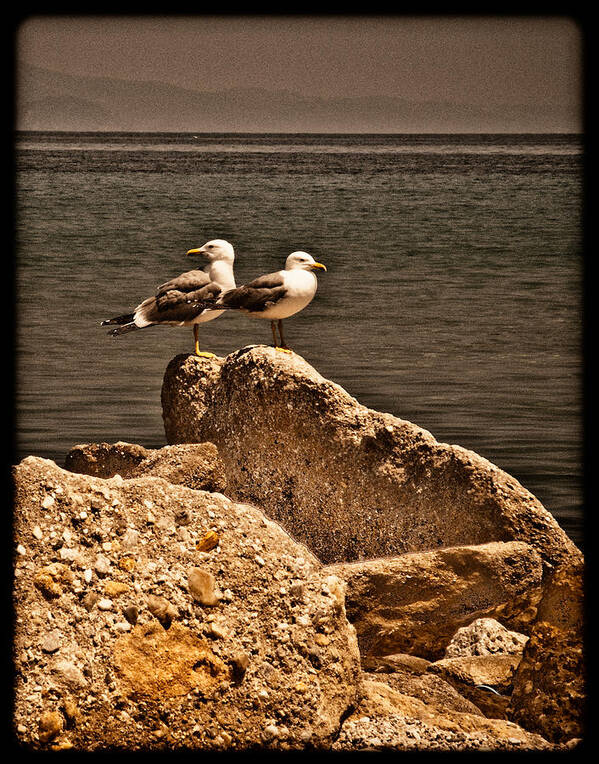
left=195, top=351, right=217, bottom=359
left=275, top=346, right=293, bottom=354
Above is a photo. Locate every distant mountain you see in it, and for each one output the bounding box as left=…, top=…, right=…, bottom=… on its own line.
left=16, top=64, right=580, bottom=133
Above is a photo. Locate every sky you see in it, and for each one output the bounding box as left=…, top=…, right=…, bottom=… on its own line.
left=16, top=14, right=582, bottom=108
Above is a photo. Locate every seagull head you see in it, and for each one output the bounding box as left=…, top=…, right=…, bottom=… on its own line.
left=285, top=251, right=327, bottom=272
left=187, top=239, right=235, bottom=264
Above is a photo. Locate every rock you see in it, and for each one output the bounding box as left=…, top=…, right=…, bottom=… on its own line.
left=362, top=670, right=484, bottom=716
left=507, top=558, right=585, bottom=743
left=38, top=710, right=64, bottom=744
left=61, top=696, right=79, bottom=726
left=146, top=594, right=178, bottom=627
left=12, top=456, right=361, bottom=750
left=104, top=581, right=130, bottom=598
left=64, top=441, right=151, bottom=477
left=444, top=618, right=528, bottom=658
left=428, top=654, right=520, bottom=696
left=361, top=653, right=431, bottom=675
left=427, top=654, right=521, bottom=720
left=187, top=567, right=220, bottom=606
left=65, top=441, right=227, bottom=493
left=122, top=605, right=139, bottom=625
left=40, top=630, right=62, bottom=654
left=332, top=679, right=556, bottom=751
left=161, top=348, right=580, bottom=568
left=327, top=541, right=544, bottom=660
left=33, top=563, right=73, bottom=599
left=197, top=530, right=220, bottom=552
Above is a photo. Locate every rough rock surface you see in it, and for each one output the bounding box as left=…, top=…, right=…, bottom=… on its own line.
left=428, top=654, right=520, bottom=696
left=12, top=457, right=361, bottom=751
left=427, top=654, right=522, bottom=721
left=13, top=349, right=584, bottom=751
left=65, top=441, right=227, bottom=493
left=332, top=679, right=555, bottom=751
left=507, top=558, right=585, bottom=743
left=161, top=348, right=580, bottom=568
left=444, top=618, right=529, bottom=658
left=362, top=671, right=484, bottom=716
left=327, top=541, right=543, bottom=660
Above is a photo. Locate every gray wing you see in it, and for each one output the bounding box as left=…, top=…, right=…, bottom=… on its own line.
left=155, top=269, right=211, bottom=297
left=220, top=272, right=287, bottom=313
left=134, top=269, right=223, bottom=324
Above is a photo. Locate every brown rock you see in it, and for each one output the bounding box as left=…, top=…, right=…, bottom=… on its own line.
left=187, top=567, right=219, bottom=606
left=61, top=696, right=79, bottom=727
left=328, top=541, right=544, bottom=660
left=444, top=618, right=528, bottom=658
left=362, top=653, right=431, bottom=675
left=64, top=441, right=151, bottom=478
left=507, top=558, right=585, bottom=743
left=428, top=654, right=521, bottom=695
left=122, top=604, right=139, bottom=625
left=104, top=581, right=130, bottom=597
left=428, top=654, right=521, bottom=720
left=146, top=594, right=178, bottom=627
left=161, top=348, right=580, bottom=568
left=34, top=563, right=73, bottom=599
left=196, top=530, right=220, bottom=552
left=65, top=441, right=227, bottom=493
left=13, top=456, right=361, bottom=751
left=362, top=670, right=484, bottom=716
left=333, top=679, right=556, bottom=751
left=38, top=710, right=64, bottom=744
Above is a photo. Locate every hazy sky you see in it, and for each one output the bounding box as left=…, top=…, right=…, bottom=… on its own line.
left=17, top=14, right=582, bottom=107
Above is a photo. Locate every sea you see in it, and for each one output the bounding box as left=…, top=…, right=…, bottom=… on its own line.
left=13, top=131, right=584, bottom=550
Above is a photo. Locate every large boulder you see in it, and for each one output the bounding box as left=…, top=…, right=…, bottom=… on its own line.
left=327, top=541, right=543, bottom=660
left=12, top=456, right=361, bottom=751
left=161, top=348, right=580, bottom=568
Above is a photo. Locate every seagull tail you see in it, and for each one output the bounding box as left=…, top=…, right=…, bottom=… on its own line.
left=101, top=313, right=135, bottom=326
left=107, top=322, right=144, bottom=337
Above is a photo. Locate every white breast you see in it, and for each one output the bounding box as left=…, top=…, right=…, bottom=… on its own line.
left=259, top=269, right=317, bottom=320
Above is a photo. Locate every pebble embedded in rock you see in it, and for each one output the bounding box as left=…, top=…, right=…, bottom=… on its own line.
left=82, top=592, right=99, bottom=612
left=94, top=556, right=110, bottom=577
left=40, top=630, right=62, bottom=654
left=38, top=710, right=63, bottom=744
left=197, top=530, right=219, bottom=552
left=229, top=652, right=250, bottom=680
left=188, top=567, right=219, bottom=606
left=104, top=581, right=130, bottom=597
left=147, top=594, right=178, bottom=626
left=122, top=604, right=139, bottom=625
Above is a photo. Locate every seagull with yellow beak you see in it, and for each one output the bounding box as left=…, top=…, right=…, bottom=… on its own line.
left=198, top=251, right=326, bottom=352
left=101, top=239, right=236, bottom=357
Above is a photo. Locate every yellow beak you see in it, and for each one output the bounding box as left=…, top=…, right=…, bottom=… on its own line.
left=187, top=247, right=206, bottom=256
left=310, top=262, right=327, bottom=271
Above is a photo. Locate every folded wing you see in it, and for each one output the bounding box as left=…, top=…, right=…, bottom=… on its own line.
left=219, top=273, right=288, bottom=313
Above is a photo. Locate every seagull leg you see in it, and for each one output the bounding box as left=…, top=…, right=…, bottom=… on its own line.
left=193, top=325, right=216, bottom=359
left=276, top=320, right=292, bottom=353
left=271, top=321, right=278, bottom=348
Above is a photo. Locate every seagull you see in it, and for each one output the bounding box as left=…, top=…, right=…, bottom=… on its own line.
left=101, top=239, right=236, bottom=358
left=201, top=251, right=326, bottom=352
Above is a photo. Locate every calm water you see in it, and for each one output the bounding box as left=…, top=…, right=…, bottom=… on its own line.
left=14, top=132, right=584, bottom=549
